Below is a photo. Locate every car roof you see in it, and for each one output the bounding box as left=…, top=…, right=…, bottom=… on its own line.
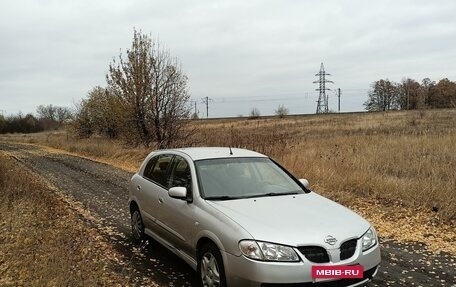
left=159, top=147, right=267, bottom=161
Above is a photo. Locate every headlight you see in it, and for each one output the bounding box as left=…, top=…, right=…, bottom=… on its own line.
left=239, top=240, right=299, bottom=262
left=362, top=227, right=378, bottom=251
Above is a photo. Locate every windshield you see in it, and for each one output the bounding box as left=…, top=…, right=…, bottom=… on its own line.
left=195, top=157, right=305, bottom=200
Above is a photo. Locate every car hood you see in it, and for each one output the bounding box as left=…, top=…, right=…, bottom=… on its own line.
left=207, top=192, right=370, bottom=248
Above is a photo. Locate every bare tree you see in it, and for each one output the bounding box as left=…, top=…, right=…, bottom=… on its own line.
left=421, top=78, right=434, bottom=107
left=364, top=79, right=400, bottom=111
left=249, top=108, right=261, bottom=119
left=275, top=104, right=289, bottom=118
left=55, top=107, right=72, bottom=124
left=427, top=78, right=456, bottom=109
left=106, top=29, right=191, bottom=148
left=397, top=78, right=422, bottom=110
left=36, top=104, right=72, bottom=128
left=36, top=105, right=57, bottom=121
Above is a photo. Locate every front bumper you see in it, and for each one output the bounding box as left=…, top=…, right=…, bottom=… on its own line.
left=223, top=241, right=381, bottom=287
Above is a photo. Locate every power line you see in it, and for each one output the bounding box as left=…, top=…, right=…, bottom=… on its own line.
left=207, top=91, right=310, bottom=100
left=201, top=96, right=213, bottom=118
left=205, top=90, right=363, bottom=105
left=212, top=93, right=316, bottom=104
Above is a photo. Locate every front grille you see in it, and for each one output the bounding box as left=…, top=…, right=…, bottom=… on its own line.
left=340, top=239, right=357, bottom=260
left=297, top=246, right=329, bottom=263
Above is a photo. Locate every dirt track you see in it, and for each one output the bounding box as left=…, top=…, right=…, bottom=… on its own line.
left=1, top=142, right=454, bottom=286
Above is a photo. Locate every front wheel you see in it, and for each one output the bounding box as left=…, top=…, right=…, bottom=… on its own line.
left=198, top=243, right=227, bottom=287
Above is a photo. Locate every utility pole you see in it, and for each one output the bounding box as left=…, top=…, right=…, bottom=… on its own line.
left=407, top=86, right=410, bottom=110
left=190, top=100, right=198, bottom=119
left=313, top=63, right=333, bottom=114
left=338, top=88, right=341, bottom=113
left=201, top=97, right=212, bottom=118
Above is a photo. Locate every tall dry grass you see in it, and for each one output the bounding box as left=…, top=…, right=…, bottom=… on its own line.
left=0, top=154, right=128, bottom=286
left=1, top=109, right=455, bottom=222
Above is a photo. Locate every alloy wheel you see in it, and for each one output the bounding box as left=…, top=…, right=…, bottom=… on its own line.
left=131, top=210, right=143, bottom=240
left=201, top=252, right=221, bottom=287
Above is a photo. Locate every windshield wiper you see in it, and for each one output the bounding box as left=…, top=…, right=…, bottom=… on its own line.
left=205, top=195, right=242, bottom=201
left=245, top=192, right=300, bottom=199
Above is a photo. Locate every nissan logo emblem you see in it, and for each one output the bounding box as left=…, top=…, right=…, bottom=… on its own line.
left=325, top=235, right=337, bottom=245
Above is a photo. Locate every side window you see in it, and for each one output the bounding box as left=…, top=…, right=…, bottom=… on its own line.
left=168, top=156, right=192, bottom=192
left=143, top=157, right=158, bottom=179
left=145, top=154, right=172, bottom=187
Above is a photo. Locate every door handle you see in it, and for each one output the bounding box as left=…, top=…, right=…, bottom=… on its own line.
left=158, top=197, right=164, bottom=204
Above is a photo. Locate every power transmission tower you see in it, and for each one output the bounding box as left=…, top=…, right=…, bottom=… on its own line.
left=313, top=63, right=333, bottom=114
left=201, top=97, right=212, bottom=118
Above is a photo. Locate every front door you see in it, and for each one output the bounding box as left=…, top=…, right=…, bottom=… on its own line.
left=155, top=155, right=197, bottom=255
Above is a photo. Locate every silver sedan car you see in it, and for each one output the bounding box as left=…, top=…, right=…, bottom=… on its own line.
left=128, top=147, right=381, bottom=287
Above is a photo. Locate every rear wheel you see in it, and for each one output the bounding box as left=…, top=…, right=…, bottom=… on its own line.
left=198, top=243, right=226, bottom=287
left=131, top=208, right=145, bottom=244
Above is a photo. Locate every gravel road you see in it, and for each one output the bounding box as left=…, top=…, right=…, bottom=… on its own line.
left=1, top=142, right=454, bottom=287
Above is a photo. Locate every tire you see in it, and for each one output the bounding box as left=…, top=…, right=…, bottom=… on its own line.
left=198, top=243, right=227, bottom=287
left=131, top=208, right=145, bottom=244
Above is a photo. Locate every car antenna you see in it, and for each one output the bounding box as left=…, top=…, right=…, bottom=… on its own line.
left=229, top=146, right=233, bottom=156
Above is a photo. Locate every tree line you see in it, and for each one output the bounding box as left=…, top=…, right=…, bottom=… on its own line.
left=364, top=78, right=456, bottom=111
left=0, top=105, right=71, bottom=134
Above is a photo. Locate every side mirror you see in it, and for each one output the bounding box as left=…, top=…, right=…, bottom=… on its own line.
left=299, top=179, right=309, bottom=189
left=168, top=186, right=187, bottom=200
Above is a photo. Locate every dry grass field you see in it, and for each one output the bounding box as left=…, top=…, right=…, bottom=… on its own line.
left=0, top=154, right=129, bottom=286
left=197, top=110, right=456, bottom=221
left=2, top=109, right=455, bottom=253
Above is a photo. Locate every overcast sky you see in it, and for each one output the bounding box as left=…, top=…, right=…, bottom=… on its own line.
left=1, top=0, right=456, bottom=117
